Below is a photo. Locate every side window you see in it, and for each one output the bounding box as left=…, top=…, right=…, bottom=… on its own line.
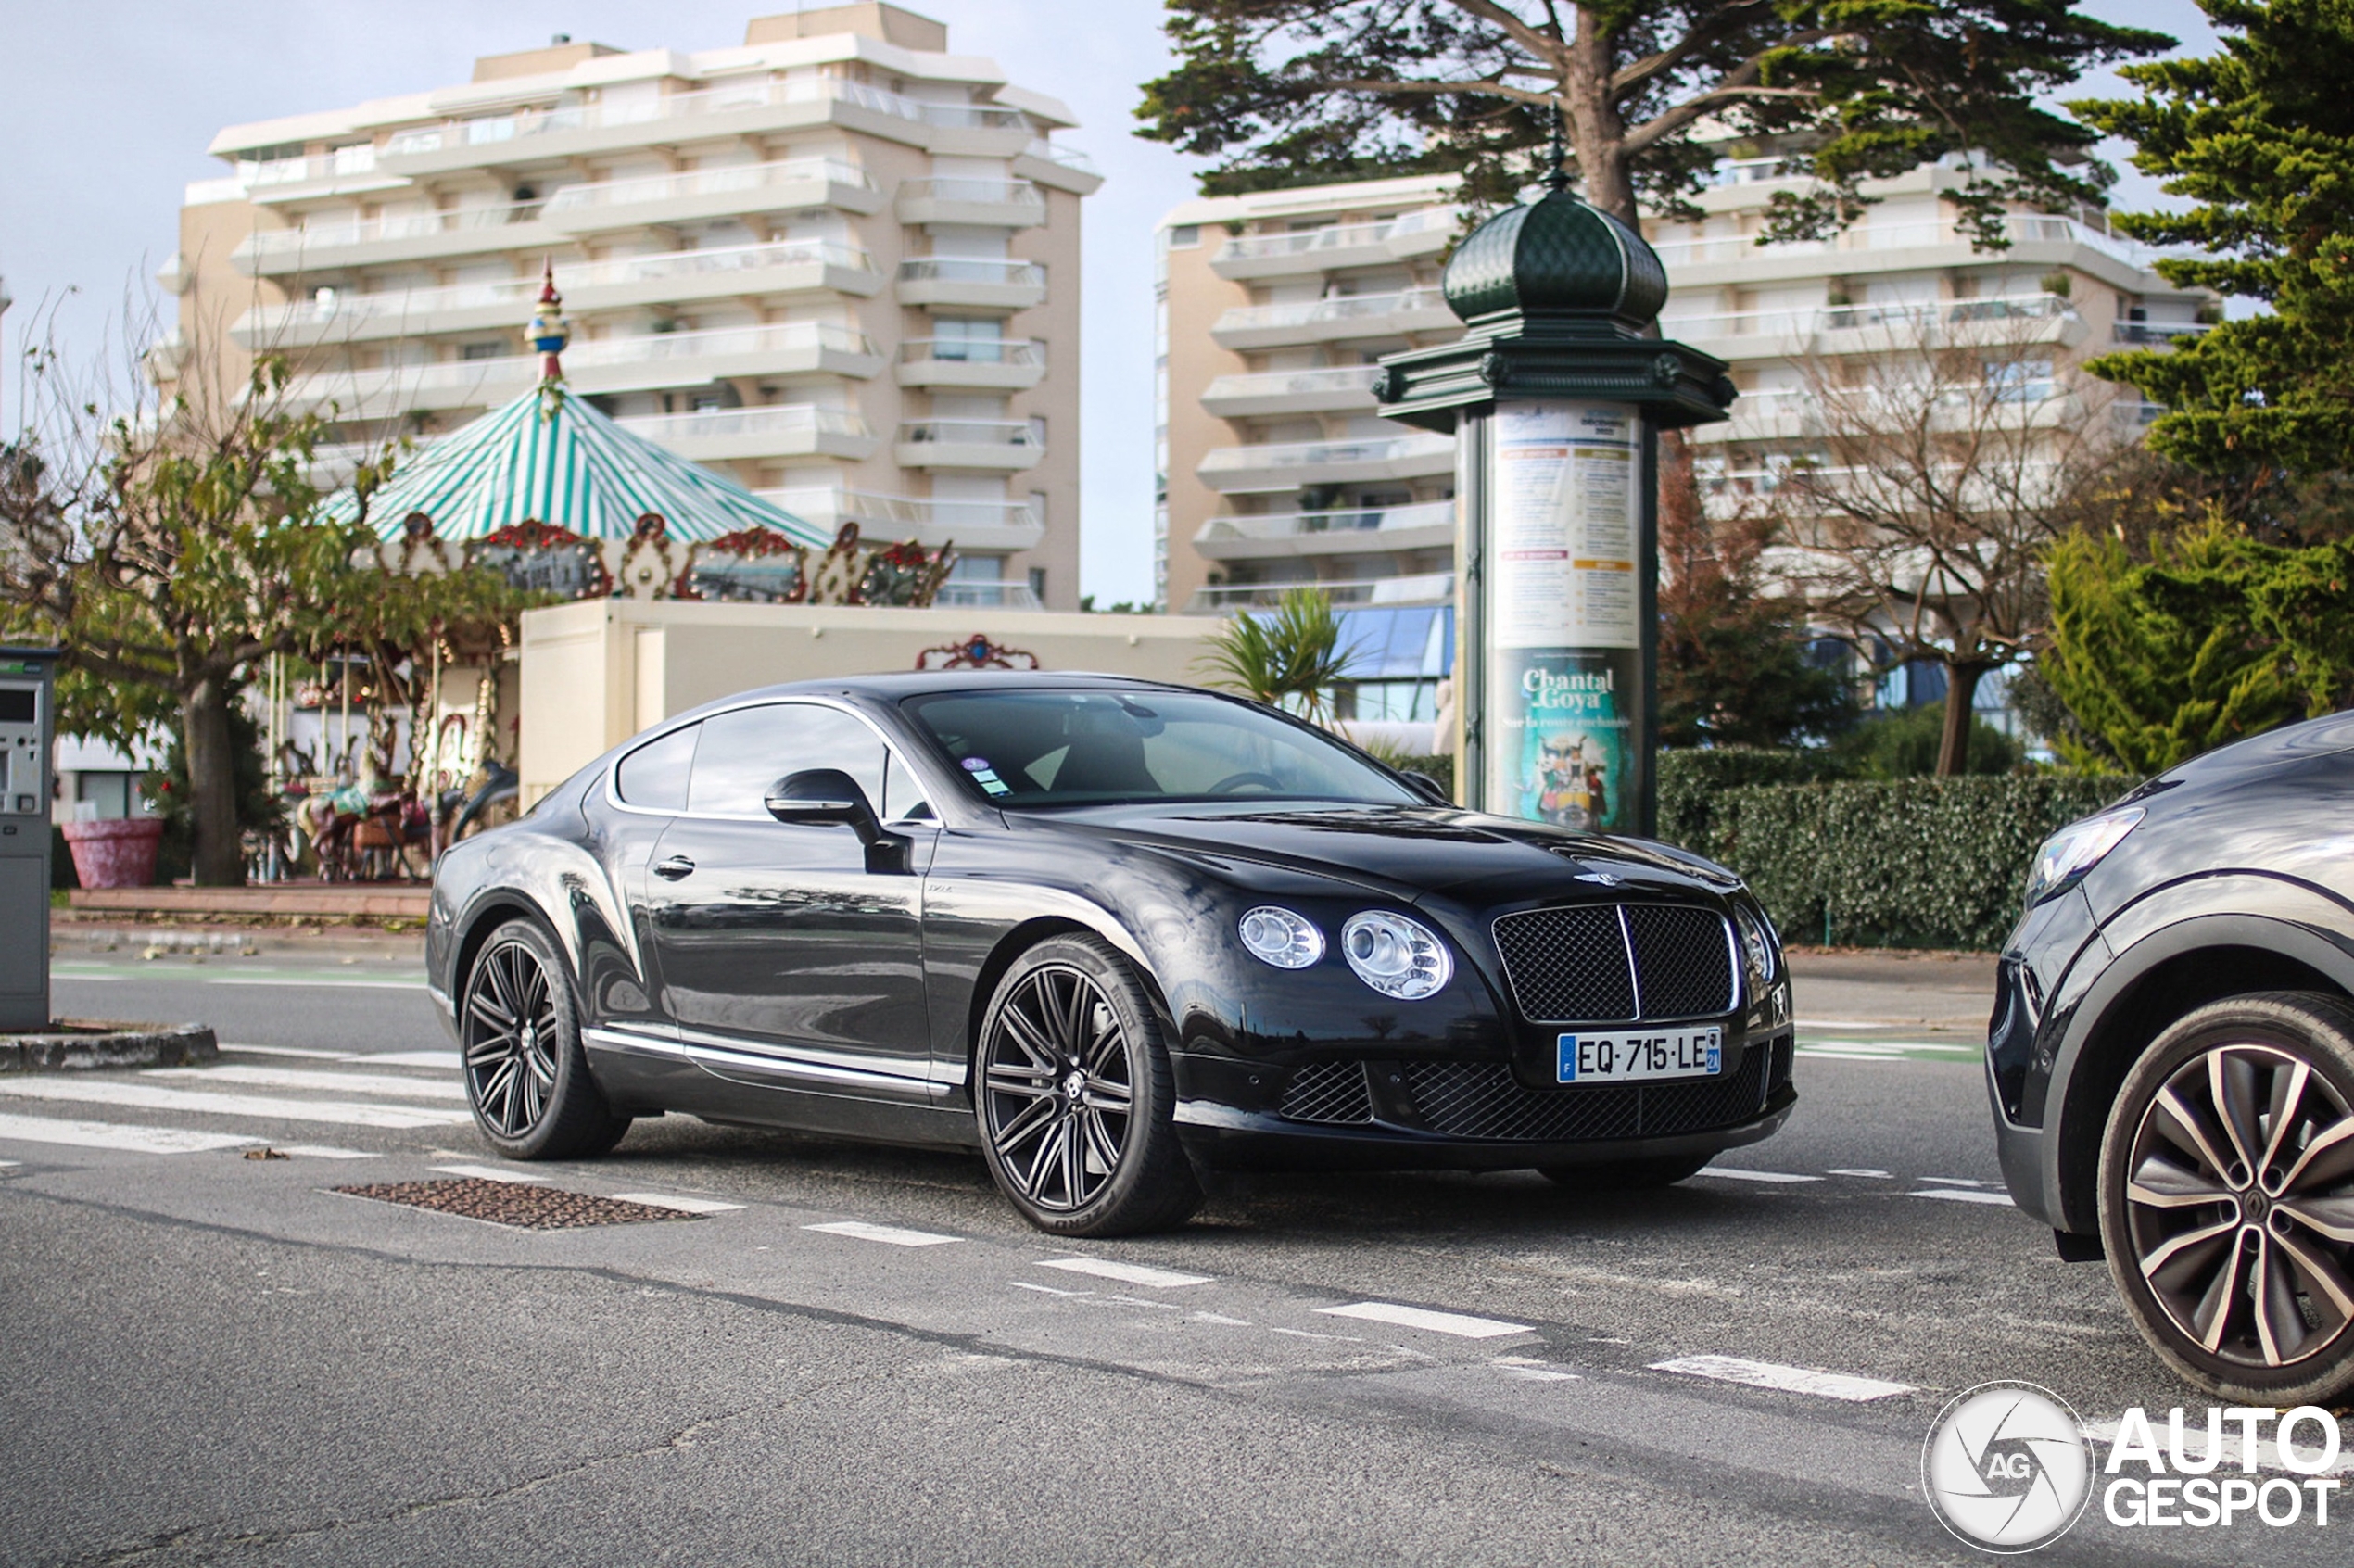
left=614, top=724, right=699, bottom=812
left=882, top=750, right=932, bottom=822
left=685, top=703, right=886, bottom=818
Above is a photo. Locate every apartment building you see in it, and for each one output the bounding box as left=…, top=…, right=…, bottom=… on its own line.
left=1157, top=160, right=2209, bottom=641
left=163, top=3, right=1096, bottom=610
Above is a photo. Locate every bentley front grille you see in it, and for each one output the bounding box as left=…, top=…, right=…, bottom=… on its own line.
left=1278, top=1060, right=1375, bottom=1124
left=1402, top=1044, right=1772, bottom=1143
left=1492, top=904, right=1738, bottom=1024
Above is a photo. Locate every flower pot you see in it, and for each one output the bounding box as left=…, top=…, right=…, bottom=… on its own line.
left=60, top=816, right=166, bottom=890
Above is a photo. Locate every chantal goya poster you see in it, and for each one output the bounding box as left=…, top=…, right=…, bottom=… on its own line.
left=1483, top=399, right=1643, bottom=834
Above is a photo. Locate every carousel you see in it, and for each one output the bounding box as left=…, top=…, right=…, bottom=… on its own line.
left=270, top=272, right=956, bottom=880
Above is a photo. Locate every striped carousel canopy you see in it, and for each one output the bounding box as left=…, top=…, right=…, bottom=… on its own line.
left=321, top=384, right=832, bottom=548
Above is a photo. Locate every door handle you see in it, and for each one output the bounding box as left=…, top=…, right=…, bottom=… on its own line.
left=653, top=854, right=695, bottom=880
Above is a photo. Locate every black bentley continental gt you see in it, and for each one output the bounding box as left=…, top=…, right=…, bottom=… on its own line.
left=1995, top=710, right=2354, bottom=1401
left=428, top=674, right=1795, bottom=1235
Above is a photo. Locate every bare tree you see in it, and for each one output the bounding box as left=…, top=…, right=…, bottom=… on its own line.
left=0, top=291, right=404, bottom=882
left=1768, top=304, right=2130, bottom=774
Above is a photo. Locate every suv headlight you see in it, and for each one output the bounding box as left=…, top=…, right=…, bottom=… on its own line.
left=1733, top=902, right=1779, bottom=984
left=2024, top=807, right=2144, bottom=907
left=1340, top=911, right=1451, bottom=999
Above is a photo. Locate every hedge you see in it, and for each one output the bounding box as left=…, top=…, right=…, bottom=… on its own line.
left=1656, top=747, right=1840, bottom=854
left=1703, top=775, right=2132, bottom=950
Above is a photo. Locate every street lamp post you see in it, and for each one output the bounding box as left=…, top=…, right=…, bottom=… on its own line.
left=1377, top=187, right=1733, bottom=837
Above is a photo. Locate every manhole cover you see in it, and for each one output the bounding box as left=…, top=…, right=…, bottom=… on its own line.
left=332, top=1178, right=696, bottom=1231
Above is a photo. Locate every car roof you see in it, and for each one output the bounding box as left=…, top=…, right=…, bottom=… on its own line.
left=669, top=669, right=1212, bottom=719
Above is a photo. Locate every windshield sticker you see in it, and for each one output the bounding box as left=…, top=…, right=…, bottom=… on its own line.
left=961, top=757, right=992, bottom=772
left=974, top=771, right=1013, bottom=797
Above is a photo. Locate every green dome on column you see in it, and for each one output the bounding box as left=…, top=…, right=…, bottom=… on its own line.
left=1442, top=188, right=1669, bottom=332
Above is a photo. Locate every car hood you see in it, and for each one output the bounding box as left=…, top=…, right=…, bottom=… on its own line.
left=1025, top=801, right=1735, bottom=905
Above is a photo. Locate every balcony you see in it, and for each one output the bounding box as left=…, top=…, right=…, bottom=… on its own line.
left=611, top=405, right=879, bottom=463
left=1186, top=572, right=1454, bottom=613
left=895, top=257, right=1047, bottom=313
left=280, top=322, right=882, bottom=414
left=1198, top=365, right=1380, bottom=419
left=234, top=144, right=406, bottom=205
left=1210, top=288, right=1456, bottom=350
left=231, top=239, right=882, bottom=348
left=375, top=78, right=1036, bottom=176
left=1196, top=431, right=1455, bottom=493
left=756, top=488, right=1044, bottom=552
left=1193, top=499, right=1454, bottom=562
left=933, top=581, right=1046, bottom=610
left=2111, top=318, right=2209, bottom=344
left=1013, top=139, right=1106, bottom=196
left=1209, top=208, right=1457, bottom=281
left=895, top=177, right=1046, bottom=230
left=1663, top=293, right=2082, bottom=359
left=893, top=419, right=1044, bottom=472
left=894, top=338, right=1045, bottom=391
left=232, top=201, right=557, bottom=276
left=1649, top=213, right=2156, bottom=275
left=539, top=158, right=884, bottom=232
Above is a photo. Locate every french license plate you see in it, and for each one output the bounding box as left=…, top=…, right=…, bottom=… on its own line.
left=1557, top=1028, right=1722, bottom=1084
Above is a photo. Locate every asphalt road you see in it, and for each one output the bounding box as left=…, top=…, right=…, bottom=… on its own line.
left=1, top=941, right=2341, bottom=1567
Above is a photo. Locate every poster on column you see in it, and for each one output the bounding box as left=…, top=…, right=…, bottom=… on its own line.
left=1484, top=401, right=1643, bottom=833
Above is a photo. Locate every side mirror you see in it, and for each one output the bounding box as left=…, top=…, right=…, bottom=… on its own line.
left=765, top=768, right=883, bottom=846
left=1401, top=770, right=1450, bottom=805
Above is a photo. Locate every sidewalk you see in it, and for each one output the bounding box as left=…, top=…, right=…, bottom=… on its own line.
left=1787, top=948, right=1994, bottom=1041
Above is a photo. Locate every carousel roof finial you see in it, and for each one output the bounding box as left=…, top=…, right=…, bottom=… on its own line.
left=526, top=259, right=570, bottom=386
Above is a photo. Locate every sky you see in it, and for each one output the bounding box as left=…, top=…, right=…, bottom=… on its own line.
left=0, top=0, right=2222, bottom=607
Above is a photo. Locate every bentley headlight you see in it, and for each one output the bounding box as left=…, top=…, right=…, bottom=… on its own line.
left=1238, top=906, right=1324, bottom=969
left=1733, top=902, right=1779, bottom=983
left=2024, top=807, right=2144, bottom=907
left=1340, top=911, right=1451, bottom=999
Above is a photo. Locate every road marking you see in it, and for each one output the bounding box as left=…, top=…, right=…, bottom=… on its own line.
left=431, top=1164, right=548, bottom=1183
left=368, top=1052, right=462, bottom=1069
left=1793, top=1019, right=1909, bottom=1031
left=273, top=1144, right=373, bottom=1159
left=0, top=1158, right=18, bottom=1168
left=1010, top=1281, right=1086, bottom=1296
left=1650, top=1354, right=1914, bottom=1403
left=1917, top=1175, right=1989, bottom=1186
left=1192, top=1311, right=1252, bottom=1326
left=1911, top=1188, right=2017, bottom=1207
left=206, top=977, right=426, bottom=991
left=1797, top=1049, right=1911, bottom=1062
left=804, top=1220, right=961, bottom=1247
left=1269, top=1326, right=1363, bottom=1343
left=1316, top=1302, right=1533, bottom=1339
left=1036, top=1257, right=1210, bottom=1289
left=0, top=1079, right=471, bottom=1130
left=218, top=1044, right=359, bottom=1061
left=1827, top=1168, right=1892, bottom=1178
left=613, top=1192, right=743, bottom=1214
left=1695, top=1166, right=1821, bottom=1184
left=0, top=1110, right=256, bottom=1154
left=1492, top=1356, right=1581, bottom=1383
left=153, top=1066, right=468, bottom=1101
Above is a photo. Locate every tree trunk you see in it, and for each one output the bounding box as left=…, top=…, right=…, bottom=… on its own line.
left=182, top=677, right=246, bottom=887
left=1563, top=7, right=1635, bottom=221
left=1935, top=664, right=1987, bottom=777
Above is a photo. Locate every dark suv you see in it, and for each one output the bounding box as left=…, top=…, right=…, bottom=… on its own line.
left=1994, top=711, right=2354, bottom=1402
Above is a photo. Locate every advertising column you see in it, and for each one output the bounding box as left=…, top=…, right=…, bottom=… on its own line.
left=1484, top=402, right=1644, bottom=833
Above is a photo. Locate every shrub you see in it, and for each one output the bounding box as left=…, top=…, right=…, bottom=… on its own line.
left=1710, top=775, right=2133, bottom=950
left=1656, top=747, right=1839, bottom=854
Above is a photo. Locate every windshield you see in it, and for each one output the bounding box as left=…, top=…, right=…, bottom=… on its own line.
left=902, top=689, right=1421, bottom=808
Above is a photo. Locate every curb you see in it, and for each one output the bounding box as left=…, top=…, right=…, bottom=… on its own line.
left=0, top=1022, right=219, bottom=1074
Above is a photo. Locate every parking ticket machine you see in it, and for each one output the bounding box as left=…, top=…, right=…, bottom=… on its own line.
left=0, top=648, right=57, bottom=1031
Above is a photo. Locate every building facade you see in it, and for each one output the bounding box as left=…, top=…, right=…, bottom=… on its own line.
left=165, top=4, right=1096, bottom=610
left=1157, top=159, right=2210, bottom=640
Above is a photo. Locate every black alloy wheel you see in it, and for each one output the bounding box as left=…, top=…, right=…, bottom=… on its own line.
left=975, top=935, right=1200, bottom=1237
left=461, top=918, right=632, bottom=1161
left=2100, top=992, right=2354, bottom=1403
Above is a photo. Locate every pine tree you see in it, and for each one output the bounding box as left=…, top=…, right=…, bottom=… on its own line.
left=2077, top=0, right=2354, bottom=473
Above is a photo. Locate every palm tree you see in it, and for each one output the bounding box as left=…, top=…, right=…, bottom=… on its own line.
left=1195, top=586, right=1353, bottom=724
